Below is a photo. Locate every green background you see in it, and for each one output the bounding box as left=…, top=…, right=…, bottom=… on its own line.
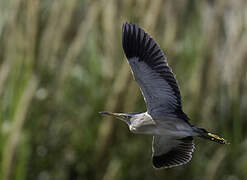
left=0, top=0, right=247, bottom=179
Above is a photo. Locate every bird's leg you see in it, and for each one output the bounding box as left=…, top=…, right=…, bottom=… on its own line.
left=192, top=126, right=229, bottom=144
left=202, top=132, right=229, bottom=144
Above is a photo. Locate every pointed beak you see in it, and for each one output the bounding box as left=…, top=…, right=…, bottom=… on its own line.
left=99, top=112, right=130, bottom=121
left=99, top=111, right=123, bottom=119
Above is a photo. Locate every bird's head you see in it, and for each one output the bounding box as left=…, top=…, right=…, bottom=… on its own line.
left=99, top=111, right=133, bottom=125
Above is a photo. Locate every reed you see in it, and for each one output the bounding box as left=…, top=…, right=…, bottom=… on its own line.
left=0, top=0, right=246, bottom=179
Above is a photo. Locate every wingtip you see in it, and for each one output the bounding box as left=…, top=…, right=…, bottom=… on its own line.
left=122, top=21, right=135, bottom=26
left=152, top=155, right=191, bottom=169
left=122, top=22, right=139, bottom=33
left=122, top=22, right=127, bottom=31
left=122, top=21, right=130, bottom=29
left=122, top=22, right=144, bottom=59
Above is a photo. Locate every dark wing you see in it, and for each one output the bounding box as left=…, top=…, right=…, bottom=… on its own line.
left=152, top=136, right=194, bottom=168
left=122, top=22, right=189, bottom=120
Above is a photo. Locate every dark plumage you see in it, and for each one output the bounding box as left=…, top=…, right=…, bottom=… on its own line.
left=122, top=22, right=189, bottom=121
left=100, top=22, right=228, bottom=169
left=152, top=136, right=194, bottom=168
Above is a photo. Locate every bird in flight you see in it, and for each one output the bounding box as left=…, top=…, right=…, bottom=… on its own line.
left=100, top=22, right=228, bottom=169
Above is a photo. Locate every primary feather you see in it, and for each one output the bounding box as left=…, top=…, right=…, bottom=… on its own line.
left=122, top=22, right=189, bottom=121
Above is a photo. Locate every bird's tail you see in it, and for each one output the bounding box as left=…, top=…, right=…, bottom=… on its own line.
left=192, top=126, right=229, bottom=144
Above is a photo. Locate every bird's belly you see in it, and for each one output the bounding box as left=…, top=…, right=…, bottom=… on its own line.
left=155, top=118, right=195, bottom=137
left=154, top=125, right=193, bottom=137
left=131, top=117, right=195, bottom=138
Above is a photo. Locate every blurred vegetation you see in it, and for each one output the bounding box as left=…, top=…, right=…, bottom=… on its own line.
left=0, top=0, right=247, bottom=179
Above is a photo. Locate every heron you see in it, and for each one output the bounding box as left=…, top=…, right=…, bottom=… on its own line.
left=100, top=22, right=228, bottom=169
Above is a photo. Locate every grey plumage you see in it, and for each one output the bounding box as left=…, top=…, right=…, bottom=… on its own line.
left=100, top=22, right=228, bottom=169
left=152, top=136, right=194, bottom=168
left=122, top=22, right=188, bottom=120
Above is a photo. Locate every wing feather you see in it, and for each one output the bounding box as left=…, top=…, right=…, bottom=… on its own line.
left=152, top=136, right=195, bottom=168
left=122, top=22, right=189, bottom=120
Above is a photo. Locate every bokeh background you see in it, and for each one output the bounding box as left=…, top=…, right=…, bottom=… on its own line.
left=0, top=0, right=247, bottom=179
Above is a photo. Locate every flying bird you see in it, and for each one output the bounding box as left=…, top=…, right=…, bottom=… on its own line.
left=100, top=22, right=228, bottom=169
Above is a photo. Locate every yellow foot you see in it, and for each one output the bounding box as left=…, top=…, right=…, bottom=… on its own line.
left=208, top=133, right=229, bottom=145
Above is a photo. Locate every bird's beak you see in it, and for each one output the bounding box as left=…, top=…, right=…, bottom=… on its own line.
left=99, top=112, right=130, bottom=121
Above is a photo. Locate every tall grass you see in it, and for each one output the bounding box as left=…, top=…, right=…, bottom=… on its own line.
left=0, top=0, right=247, bottom=179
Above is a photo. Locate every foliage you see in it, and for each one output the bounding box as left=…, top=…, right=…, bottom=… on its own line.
left=0, top=0, right=247, bottom=179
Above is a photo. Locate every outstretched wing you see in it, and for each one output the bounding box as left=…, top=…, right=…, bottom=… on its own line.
left=122, top=22, right=188, bottom=120
left=152, top=136, right=195, bottom=168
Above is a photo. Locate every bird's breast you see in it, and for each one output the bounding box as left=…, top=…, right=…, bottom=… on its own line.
left=129, top=116, right=156, bottom=134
